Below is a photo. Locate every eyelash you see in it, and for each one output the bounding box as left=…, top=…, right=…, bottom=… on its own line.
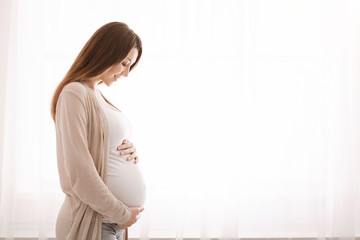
left=122, top=62, right=130, bottom=67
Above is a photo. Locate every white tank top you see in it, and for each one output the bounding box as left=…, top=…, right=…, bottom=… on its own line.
left=95, top=90, right=146, bottom=223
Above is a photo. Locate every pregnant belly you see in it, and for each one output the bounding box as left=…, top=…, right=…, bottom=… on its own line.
left=106, top=156, right=146, bottom=207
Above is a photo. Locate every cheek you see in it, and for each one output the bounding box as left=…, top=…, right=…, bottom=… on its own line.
left=114, top=65, right=124, bottom=74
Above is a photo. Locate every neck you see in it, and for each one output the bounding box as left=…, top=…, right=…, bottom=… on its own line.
left=81, top=79, right=101, bottom=91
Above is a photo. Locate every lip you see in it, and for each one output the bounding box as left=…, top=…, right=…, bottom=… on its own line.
left=114, top=73, right=122, bottom=81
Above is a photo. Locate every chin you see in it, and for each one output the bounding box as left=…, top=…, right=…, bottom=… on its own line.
left=103, top=80, right=113, bottom=87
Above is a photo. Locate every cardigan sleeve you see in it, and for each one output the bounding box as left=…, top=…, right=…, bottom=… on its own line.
left=55, top=88, right=131, bottom=225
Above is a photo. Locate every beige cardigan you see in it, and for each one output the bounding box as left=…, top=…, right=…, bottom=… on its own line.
left=55, top=81, right=130, bottom=240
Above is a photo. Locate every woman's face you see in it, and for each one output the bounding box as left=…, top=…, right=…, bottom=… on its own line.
left=99, top=47, right=139, bottom=86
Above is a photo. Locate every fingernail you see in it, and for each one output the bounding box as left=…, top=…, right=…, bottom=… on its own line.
left=127, top=157, right=131, bottom=160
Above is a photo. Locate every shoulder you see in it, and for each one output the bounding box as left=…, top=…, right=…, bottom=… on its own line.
left=62, top=81, right=88, bottom=96
left=58, top=81, right=91, bottom=107
left=59, top=82, right=91, bottom=101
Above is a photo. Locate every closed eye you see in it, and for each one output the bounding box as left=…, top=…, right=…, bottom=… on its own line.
left=122, top=61, right=130, bottom=67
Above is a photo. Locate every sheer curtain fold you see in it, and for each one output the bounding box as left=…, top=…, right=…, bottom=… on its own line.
left=0, top=0, right=11, bottom=194
left=320, top=0, right=360, bottom=238
left=0, top=0, right=17, bottom=237
left=1, top=0, right=360, bottom=239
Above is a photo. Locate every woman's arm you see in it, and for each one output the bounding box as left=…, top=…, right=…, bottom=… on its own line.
left=56, top=88, right=130, bottom=225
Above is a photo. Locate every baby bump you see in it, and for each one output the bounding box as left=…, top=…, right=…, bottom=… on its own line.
left=106, top=161, right=146, bottom=207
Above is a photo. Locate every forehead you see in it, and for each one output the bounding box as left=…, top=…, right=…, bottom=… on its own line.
left=125, top=48, right=138, bottom=63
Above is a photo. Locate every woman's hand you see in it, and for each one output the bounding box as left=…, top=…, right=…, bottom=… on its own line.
left=118, top=207, right=144, bottom=228
left=117, top=139, right=139, bottom=164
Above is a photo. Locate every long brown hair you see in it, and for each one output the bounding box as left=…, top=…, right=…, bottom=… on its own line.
left=50, top=22, right=142, bottom=122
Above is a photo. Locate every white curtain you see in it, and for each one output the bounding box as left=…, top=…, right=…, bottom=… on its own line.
left=1, top=0, right=360, bottom=239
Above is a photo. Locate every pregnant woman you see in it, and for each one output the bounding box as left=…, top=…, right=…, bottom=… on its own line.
left=51, top=22, right=146, bottom=240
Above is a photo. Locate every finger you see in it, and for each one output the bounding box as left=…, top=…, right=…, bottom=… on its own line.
left=134, top=156, right=139, bottom=164
left=120, top=147, right=136, bottom=156
left=117, top=142, right=133, bottom=151
left=117, top=143, right=134, bottom=149
left=138, top=207, right=144, bottom=212
left=127, top=153, right=137, bottom=161
left=123, top=139, right=133, bottom=145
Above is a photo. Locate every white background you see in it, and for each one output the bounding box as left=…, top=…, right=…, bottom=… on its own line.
left=1, top=0, right=360, bottom=239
